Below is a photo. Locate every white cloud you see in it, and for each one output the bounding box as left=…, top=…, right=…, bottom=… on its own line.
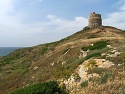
left=46, top=15, right=87, bottom=32
left=103, top=0, right=125, bottom=29
left=103, top=12, right=125, bottom=29
left=0, top=0, right=88, bottom=47
left=1, top=0, right=125, bottom=47
left=0, top=0, right=22, bottom=30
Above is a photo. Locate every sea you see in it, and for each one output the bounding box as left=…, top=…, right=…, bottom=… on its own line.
left=0, top=47, right=22, bottom=56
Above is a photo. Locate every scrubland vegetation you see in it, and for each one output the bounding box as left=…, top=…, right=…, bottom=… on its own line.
left=0, top=26, right=125, bottom=94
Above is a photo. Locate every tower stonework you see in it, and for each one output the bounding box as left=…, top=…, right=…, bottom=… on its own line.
left=88, top=12, right=102, bottom=28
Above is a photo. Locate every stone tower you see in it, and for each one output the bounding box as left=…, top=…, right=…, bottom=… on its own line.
left=88, top=12, right=102, bottom=28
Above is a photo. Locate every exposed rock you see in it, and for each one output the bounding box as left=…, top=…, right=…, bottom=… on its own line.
left=87, top=73, right=100, bottom=78
left=79, top=49, right=89, bottom=59
left=57, top=61, right=59, bottom=64
left=77, top=59, right=114, bottom=81
left=98, top=60, right=114, bottom=68
left=107, top=45, right=112, bottom=48
left=51, top=62, right=55, bottom=66
left=62, top=61, right=66, bottom=65
left=111, top=50, right=117, bottom=53
left=118, top=64, right=122, bottom=66
left=32, top=76, right=35, bottom=79
left=33, top=66, right=38, bottom=70
left=101, top=53, right=106, bottom=56
left=63, top=58, right=114, bottom=90
left=108, top=52, right=120, bottom=57
left=90, top=44, right=93, bottom=46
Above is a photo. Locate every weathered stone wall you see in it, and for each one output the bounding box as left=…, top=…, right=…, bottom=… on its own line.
left=88, top=12, right=102, bottom=28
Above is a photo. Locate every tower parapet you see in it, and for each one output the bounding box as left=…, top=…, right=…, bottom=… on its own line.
left=88, top=12, right=102, bottom=28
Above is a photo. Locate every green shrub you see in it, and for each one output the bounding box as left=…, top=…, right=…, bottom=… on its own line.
left=11, top=81, right=67, bottom=94
left=81, top=80, right=88, bottom=88
left=82, top=41, right=108, bottom=51
left=40, top=47, right=48, bottom=55
left=92, top=67, right=106, bottom=74
left=75, top=57, right=85, bottom=65
left=100, top=72, right=112, bottom=84
left=53, top=66, right=72, bottom=79
left=82, top=45, right=92, bottom=51
left=0, top=57, right=16, bottom=67
left=85, top=52, right=101, bottom=60
left=93, top=41, right=107, bottom=49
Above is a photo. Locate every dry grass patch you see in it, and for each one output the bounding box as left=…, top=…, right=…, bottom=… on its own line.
left=84, top=79, right=125, bottom=94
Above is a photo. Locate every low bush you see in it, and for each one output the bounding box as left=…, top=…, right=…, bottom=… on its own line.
left=40, top=47, right=48, bottom=55
left=81, top=80, right=88, bottom=88
left=85, top=52, right=101, bottom=60
left=75, top=57, right=85, bottom=65
left=53, top=66, right=72, bottom=79
left=11, top=81, right=67, bottom=94
left=82, top=41, right=108, bottom=51
left=100, top=72, right=112, bottom=84
left=92, top=67, right=106, bottom=74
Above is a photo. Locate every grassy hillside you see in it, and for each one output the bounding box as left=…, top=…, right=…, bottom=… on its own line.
left=0, top=26, right=125, bottom=94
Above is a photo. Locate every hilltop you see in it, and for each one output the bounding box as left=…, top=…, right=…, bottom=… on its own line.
left=0, top=26, right=125, bottom=94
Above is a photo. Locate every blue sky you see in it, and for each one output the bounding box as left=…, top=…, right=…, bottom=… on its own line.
left=0, top=0, right=125, bottom=47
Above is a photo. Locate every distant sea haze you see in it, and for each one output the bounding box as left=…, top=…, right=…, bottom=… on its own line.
left=0, top=47, right=21, bottom=56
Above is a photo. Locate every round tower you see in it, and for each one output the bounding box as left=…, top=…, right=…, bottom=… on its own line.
left=88, top=12, right=102, bottom=28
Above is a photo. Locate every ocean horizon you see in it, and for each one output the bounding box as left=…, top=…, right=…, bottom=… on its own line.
left=0, top=47, right=22, bottom=56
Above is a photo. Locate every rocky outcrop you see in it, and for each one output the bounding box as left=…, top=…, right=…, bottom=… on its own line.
left=63, top=59, right=114, bottom=92
left=79, top=49, right=89, bottom=59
